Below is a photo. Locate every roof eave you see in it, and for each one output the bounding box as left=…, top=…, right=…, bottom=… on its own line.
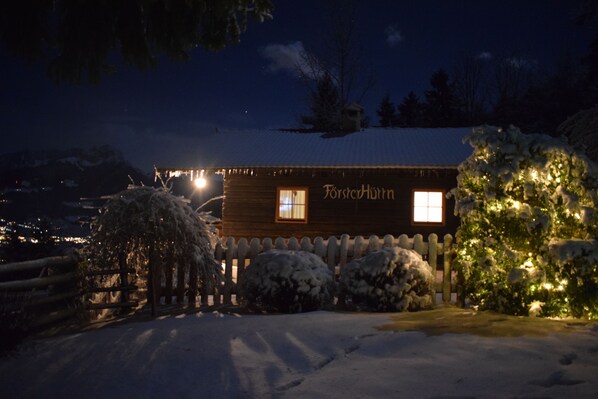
left=156, top=164, right=460, bottom=172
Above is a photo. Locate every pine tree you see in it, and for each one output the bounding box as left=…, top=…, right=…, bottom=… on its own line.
left=423, top=69, right=459, bottom=127
left=376, top=94, right=397, bottom=127
left=301, top=72, right=342, bottom=132
left=397, top=91, right=423, bottom=127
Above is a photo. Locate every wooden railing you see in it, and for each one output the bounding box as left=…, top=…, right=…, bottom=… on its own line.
left=0, top=254, right=81, bottom=329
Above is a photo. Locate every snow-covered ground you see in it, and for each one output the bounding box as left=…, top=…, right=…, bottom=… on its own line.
left=1, top=307, right=597, bottom=399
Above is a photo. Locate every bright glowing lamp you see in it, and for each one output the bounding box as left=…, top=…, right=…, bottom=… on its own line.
left=194, top=177, right=207, bottom=189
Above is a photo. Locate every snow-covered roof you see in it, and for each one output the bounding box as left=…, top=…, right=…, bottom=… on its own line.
left=161, top=127, right=474, bottom=170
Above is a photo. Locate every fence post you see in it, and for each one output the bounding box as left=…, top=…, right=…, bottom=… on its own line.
left=275, top=237, right=287, bottom=250
left=368, top=235, right=380, bottom=252
left=224, top=237, right=235, bottom=305
left=237, top=238, right=249, bottom=302
left=398, top=234, right=410, bottom=249
left=148, top=248, right=159, bottom=317
left=353, top=235, right=364, bottom=260
left=262, top=237, right=273, bottom=252
left=288, top=237, right=300, bottom=251
left=339, top=234, right=349, bottom=269
left=188, top=262, right=198, bottom=306
left=176, top=261, right=185, bottom=304
left=314, top=237, right=326, bottom=259
left=383, top=234, right=394, bottom=248
left=300, top=237, right=313, bottom=253
left=443, top=234, right=453, bottom=303
left=118, top=252, right=129, bottom=304
left=164, top=261, right=173, bottom=305
left=413, top=234, right=424, bottom=256
left=326, top=236, right=338, bottom=272
left=211, top=242, right=224, bottom=306
left=428, top=233, right=438, bottom=304
left=249, top=238, right=261, bottom=261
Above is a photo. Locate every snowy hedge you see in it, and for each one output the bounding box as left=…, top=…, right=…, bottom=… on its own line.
left=239, top=250, right=334, bottom=313
left=339, top=247, right=435, bottom=312
left=452, top=125, right=598, bottom=318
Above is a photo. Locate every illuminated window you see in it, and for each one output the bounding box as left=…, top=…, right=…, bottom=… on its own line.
left=276, top=187, right=308, bottom=223
left=413, top=190, right=444, bottom=224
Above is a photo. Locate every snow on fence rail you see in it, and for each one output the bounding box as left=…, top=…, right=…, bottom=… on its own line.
left=212, top=233, right=457, bottom=306
left=0, top=254, right=81, bottom=329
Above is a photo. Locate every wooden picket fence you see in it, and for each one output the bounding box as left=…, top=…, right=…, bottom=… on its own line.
left=1, top=232, right=458, bottom=326
left=115, top=233, right=458, bottom=315
left=213, top=233, right=457, bottom=306
left=101, top=233, right=457, bottom=314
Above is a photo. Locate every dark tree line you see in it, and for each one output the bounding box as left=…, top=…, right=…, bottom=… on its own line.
left=377, top=69, right=461, bottom=128
left=374, top=1, right=598, bottom=134
left=307, top=0, right=598, bottom=135
left=376, top=48, right=598, bottom=134
left=306, top=45, right=594, bottom=134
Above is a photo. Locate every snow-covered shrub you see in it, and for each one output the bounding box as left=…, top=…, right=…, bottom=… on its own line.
left=452, top=125, right=598, bottom=318
left=88, top=186, right=221, bottom=301
left=239, top=250, right=334, bottom=313
left=339, top=247, right=435, bottom=312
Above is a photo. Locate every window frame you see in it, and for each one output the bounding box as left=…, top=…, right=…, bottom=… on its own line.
left=275, top=186, right=309, bottom=224
left=411, top=189, right=445, bottom=226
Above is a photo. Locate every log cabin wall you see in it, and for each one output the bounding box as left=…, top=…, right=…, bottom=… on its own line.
left=222, top=168, right=460, bottom=239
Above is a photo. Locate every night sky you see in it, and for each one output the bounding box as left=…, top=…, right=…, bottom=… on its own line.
left=0, top=0, right=593, bottom=172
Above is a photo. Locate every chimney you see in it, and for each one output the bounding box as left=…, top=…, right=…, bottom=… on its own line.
left=341, top=103, right=364, bottom=132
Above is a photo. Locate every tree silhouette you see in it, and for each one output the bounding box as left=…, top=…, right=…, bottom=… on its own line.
left=297, top=0, right=374, bottom=130
left=301, top=72, right=342, bottom=131
left=516, top=54, right=588, bottom=133
left=376, top=94, right=397, bottom=127
left=453, top=54, right=488, bottom=126
left=423, top=69, right=459, bottom=127
left=491, top=56, right=535, bottom=127
left=397, top=91, right=423, bottom=127
left=0, top=0, right=273, bottom=84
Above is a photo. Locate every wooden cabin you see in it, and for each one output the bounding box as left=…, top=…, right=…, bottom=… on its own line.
left=157, top=128, right=473, bottom=239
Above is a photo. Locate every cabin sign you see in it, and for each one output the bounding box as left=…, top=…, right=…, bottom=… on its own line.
left=323, top=184, right=395, bottom=201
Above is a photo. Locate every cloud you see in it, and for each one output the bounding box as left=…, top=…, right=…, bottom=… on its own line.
left=505, top=57, right=537, bottom=69
left=385, top=26, right=403, bottom=47
left=261, top=41, right=309, bottom=76
left=476, top=51, right=493, bottom=60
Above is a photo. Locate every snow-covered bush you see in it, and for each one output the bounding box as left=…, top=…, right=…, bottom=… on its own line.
left=88, top=186, right=220, bottom=300
left=452, top=125, right=598, bottom=318
left=239, top=250, right=334, bottom=313
left=339, top=247, right=435, bottom=312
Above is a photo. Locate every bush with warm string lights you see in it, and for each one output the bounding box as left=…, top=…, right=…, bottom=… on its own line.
left=451, top=125, right=598, bottom=319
